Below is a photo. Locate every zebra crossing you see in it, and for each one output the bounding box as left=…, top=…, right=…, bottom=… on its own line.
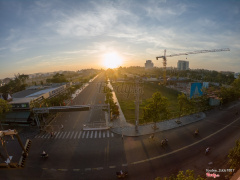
left=34, top=130, right=115, bottom=140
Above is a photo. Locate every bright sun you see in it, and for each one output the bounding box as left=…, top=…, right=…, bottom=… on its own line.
left=103, top=52, right=122, bottom=69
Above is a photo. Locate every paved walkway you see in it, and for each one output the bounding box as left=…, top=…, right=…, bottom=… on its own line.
left=110, top=112, right=206, bottom=136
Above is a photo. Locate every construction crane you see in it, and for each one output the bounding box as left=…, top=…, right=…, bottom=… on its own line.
left=156, top=48, right=230, bottom=84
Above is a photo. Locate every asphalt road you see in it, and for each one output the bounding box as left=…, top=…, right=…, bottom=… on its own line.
left=1, top=74, right=240, bottom=179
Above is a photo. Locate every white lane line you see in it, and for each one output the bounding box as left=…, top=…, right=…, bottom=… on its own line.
left=131, top=117, right=240, bottom=165
left=78, top=131, right=82, bottom=139
left=122, top=164, right=128, bottom=166
left=95, top=131, right=98, bottom=138
left=111, top=133, right=114, bottom=137
left=70, top=131, right=75, bottom=139
left=45, top=134, right=50, bottom=139
left=107, top=131, right=109, bottom=137
left=55, top=132, right=60, bottom=138
left=82, top=131, right=86, bottom=138
left=62, top=132, right=67, bottom=139
left=58, top=132, right=64, bottom=139
left=66, top=132, right=71, bottom=139
left=103, top=132, right=105, bottom=138
left=90, top=131, right=93, bottom=138
left=35, top=135, right=40, bottom=138
left=99, top=131, right=101, bottom=138
left=74, top=132, right=78, bottom=139
left=73, top=169, right=80, bottom=171
left=41, top=134, right=46, bottom=138
left=86, top=131, right=89, bottom=138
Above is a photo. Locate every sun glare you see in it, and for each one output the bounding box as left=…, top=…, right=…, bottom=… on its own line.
left=103, top=52, right=122, bottom=69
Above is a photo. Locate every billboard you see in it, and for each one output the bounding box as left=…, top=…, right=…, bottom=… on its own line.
left=190, top=83, right=203, bottom=98
left=202, top=82, right=209, bottom=89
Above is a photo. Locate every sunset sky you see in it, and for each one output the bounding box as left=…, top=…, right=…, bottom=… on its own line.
left=0, top=0, right=240, bottom=78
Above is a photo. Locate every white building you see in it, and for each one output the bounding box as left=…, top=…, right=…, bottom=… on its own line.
left=177, top=60, right=189, bottom=70
left=145, top=60, right=154, bottom=69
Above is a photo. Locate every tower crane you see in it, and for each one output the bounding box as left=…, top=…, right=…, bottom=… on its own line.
left=156, top=48, right=230, bottom=85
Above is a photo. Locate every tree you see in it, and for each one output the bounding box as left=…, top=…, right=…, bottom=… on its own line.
left=178, top=93, right=190, bottom=117
left=228, top=139, right=240, bottom=170
left=46, top=73, right=68, bottom=83
left=155, top=170, right=206, bottom=180
left=0, top=99, right=11, bottom=115
left=143, top=92, right=169, bottom=127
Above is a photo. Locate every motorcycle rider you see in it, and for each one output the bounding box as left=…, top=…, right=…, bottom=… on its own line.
left=195, top=128, right=199, bottom=135
left=41, top=150, right=47, bottom=157
left=120, top=170, right=123, bottom=175
left=164, top=138, right=168, bottom=145
left=205, top=147, right=210, bottom=154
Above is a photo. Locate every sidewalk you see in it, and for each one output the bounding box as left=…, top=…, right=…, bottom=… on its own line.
left=110, top=112, right=206, bottom=136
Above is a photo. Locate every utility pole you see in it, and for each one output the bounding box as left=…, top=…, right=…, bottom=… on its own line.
left=134, top=79, right=142, bottom=132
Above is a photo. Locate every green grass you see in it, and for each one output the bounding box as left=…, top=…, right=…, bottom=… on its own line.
left=113, top=82, right=181, bottom=125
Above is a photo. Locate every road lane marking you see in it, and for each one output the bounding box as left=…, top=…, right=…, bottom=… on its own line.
left=99, top=131, right=101, bottom=138
left=90, top=131, right=93, bottom=138
left=62, top=132, right=67, bottom=139
left=95, top=131, right=98, bottom=138
left=82, top=131, right=86, bottom=138
left=74, top=132, right=78, bottom=139
left=70, top=131, right=75, bottom=139
left=92, top=167, right=103, bottom=170
left=107, top=131, right=109, bottom=137
left=130, top=116, right=240, bottom=165
left=109, top=166, right=116, bottom=168
left=111, top=133, right=114, bottom=137
left=78, top=131, right=82, bottom=139
left=58, top=169, right=68, bottom=171
left=103, top=132, right=105, bottom=138
left=46, top=134, right=50, bottom=139
left=55, top=132, right=60, bottom=138
left=41, top=134, right=45, bottom=138
left=122, top=164, right=128, bottom=166
left=86, top=131, right=89, bottom=138
left=58, top=132, right=63, bottom=139
left=73, top=169, right=80, bottom=171
left=66, top=132, right=71, bottom=139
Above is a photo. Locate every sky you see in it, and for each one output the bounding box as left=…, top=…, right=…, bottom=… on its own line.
left=0, top=0, right=240, bottom=79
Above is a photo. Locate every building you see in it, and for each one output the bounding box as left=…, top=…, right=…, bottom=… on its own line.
left=177, top=60, right=189, bottom=70
left=234, top=72, right=240, bottom=79
left=0, top=83, right=70, bottom=125
left=145, top=60, right=154, bottom=69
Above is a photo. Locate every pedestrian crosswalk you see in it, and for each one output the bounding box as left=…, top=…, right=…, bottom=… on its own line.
left=34, top=130, right=115, bottom=140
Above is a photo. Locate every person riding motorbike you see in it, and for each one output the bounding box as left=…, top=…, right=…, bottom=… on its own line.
left=205, top=147, right=210, bottom=155
left=120, top=170, right=123, bottom=175
left=41, top=150, right=48, bottom=157
left=195, top=129, right=199, bottom=136
left=161, top=139, right=165, bottom=146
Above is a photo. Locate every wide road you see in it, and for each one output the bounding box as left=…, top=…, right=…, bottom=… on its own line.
left=1, top=74, right=240, bottom=179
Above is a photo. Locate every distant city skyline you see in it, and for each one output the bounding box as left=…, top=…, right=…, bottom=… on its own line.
left=0, top=0, right=240, bottom=79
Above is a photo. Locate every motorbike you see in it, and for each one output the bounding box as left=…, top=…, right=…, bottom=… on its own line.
left=161, top=139, right=168, bottom=147
left=194, top=129, right=199, bottom=137
left=41, top=153, right=48, bottom=158
left=205, top=148, right=210, bottom=155
left=116, top=171, right=128, bottom=178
